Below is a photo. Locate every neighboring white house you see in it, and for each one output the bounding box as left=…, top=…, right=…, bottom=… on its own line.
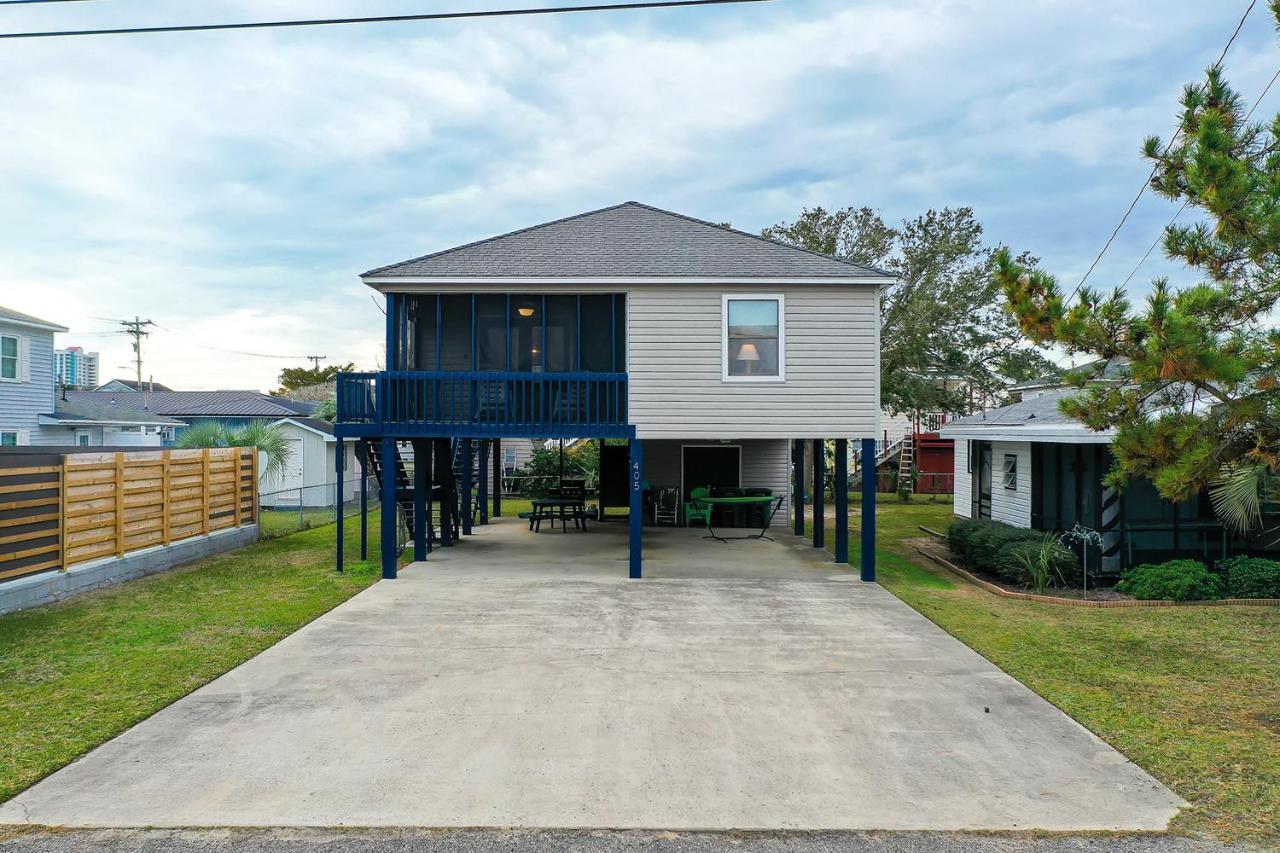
left=259, top=417, right=359, bottom=508
left=38, top=397, right=182, bottom=446
left=940, top=387, right=1279, bottom=575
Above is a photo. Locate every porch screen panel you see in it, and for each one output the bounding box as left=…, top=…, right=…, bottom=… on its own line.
left=544, top=296, right=577, bottom=374
left=581, top=294, right=614, bottom=372
left=439, top=295, right=472, bottom=371
left=475, top=295, right=507, bottom=370
left=411, top=295, right=439, bottom=370
left=511, top=297, right=540, bottom=373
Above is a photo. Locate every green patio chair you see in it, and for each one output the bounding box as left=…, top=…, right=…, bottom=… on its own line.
left=684, top=486, right=711, bottom=527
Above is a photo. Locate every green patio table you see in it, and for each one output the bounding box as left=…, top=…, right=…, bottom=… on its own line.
left=692, top=494, right=784, bottom=543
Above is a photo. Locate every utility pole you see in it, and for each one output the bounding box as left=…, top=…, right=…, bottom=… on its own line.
left=306, top=355, right=327, bottom=370
left=119, top=316, right=156, bottom=384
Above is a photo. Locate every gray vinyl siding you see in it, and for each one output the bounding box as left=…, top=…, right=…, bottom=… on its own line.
left=642, top=438, right=790, bottom=527
left=0, top=320, right=57, bottom=446
left=953, top=439, right=972, bottom=519
left=627, top=285, right=879, bottom=440
left=990, top=440, right=1032, bottom=528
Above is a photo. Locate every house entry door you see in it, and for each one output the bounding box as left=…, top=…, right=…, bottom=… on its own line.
left=973, top=441, right=993, bottom=519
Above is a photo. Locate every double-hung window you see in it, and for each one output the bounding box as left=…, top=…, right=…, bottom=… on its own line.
left=723, top=295, right=784, bottom=381
left=1002, top=453, right=1018, bottom=491
left=0, top=335, right=18, bottom=381
left=0, top=431, right=18, bottom=447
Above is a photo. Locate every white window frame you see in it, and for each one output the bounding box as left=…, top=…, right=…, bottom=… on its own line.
left=75, top=429, right=92, bottom=447
left=0, top=335, right=19, bottom=383
left=1002, top=453, right=1018, bottom=491
left=0, top=430, right=19, bottom=446
left=721, top=293, right=786, bottom=383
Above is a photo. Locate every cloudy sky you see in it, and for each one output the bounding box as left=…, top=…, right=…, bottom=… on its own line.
left=2, top=0, right=1276, bottom=391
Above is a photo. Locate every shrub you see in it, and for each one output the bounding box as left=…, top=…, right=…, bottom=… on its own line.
left=946, top=517, right=1078, bottom=587
left=1010, top=532, right=1076, bottom=593
left=1216, top=556, right=1280, bottom=599
left=1116, top=559, right=1224, bottom=601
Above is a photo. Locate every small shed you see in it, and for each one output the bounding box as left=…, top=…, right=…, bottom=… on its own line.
left=260, top=418, right=359, bottom=508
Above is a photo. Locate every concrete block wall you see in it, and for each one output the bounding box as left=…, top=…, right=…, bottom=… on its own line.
left=0, top=525, right=259, bottom=616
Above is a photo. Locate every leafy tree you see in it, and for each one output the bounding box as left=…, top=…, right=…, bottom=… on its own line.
left=272, top=363, right=355, bottom=396
left=997, top=45, right=1280, bottom=534
left=764, top=206, right=1056, bottom=416
left=513, top=441, right=600, bottom=496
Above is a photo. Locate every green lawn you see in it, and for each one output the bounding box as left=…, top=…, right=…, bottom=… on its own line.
left=821, top=498, right=1280, bottom=846
left=0, top=518, right=386, bottom=805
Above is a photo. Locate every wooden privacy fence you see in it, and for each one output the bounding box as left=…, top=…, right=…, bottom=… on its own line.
left=0, top=447, right=257, bottom=583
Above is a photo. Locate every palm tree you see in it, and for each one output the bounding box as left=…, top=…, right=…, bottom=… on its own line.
left=1210, top=464, right=1280, bottom=544
left=175, top=420, right=291, bottom=482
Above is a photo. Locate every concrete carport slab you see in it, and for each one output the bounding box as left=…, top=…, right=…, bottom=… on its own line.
left=0, top=519, right=1183, bottom=831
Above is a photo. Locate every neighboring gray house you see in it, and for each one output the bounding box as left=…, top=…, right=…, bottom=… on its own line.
left=0, top=305, right=67, bottom=446
left=96, top=378, right=175, bottom=393
left=64, top=389, right=318, bottom=441
left=39, top=397, right=183, bottom=446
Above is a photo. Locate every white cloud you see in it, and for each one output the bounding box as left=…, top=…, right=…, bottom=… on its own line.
left=1, top=0, right=1276, bottom=389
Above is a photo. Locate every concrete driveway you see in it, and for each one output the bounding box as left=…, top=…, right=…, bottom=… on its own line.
left=0, top=520, right=1182, bottom=831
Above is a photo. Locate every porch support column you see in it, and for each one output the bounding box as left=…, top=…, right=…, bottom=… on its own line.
left=434, top=439, right=453, bottom=547
left=478, top=440, right=489, bottom=525
left=628, top=437, right=643, bottom=579
left=793, top=439, right=805, bottom=537
left=492, top=438, right=502, bottom=517
left=834, top=438, right=849, bottom=564
left=335, top=430, right=345, bottom=574
left=358, top=441, right=368, bottom=560
left=423, top=437, right=433, bottom=554
left=861, top=437, right=877, bottom=582
left=812, top=439, right=825, bottom=550
left=461, top=438, right=473, bottom=536
left=412, top=439, right=428, bottom=562
left=380, top=434, right=398, bottom=580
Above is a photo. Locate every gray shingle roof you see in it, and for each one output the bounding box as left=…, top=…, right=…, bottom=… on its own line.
left=944, top=390, right=1082, bottom=430
left=363, top=202, right=893, bottom=281
left=66, top=390, right=309, bottom=418
left=96, top=379, right=175, bottom=392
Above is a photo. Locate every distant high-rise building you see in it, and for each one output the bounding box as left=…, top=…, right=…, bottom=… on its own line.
left=55, top=346, right=99, bottom=389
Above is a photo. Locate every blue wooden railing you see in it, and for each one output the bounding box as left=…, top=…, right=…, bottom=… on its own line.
left=335, top=371, right=632, bottom=438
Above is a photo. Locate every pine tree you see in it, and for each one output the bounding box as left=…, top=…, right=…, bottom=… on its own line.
left=997, top=37, right=1280, bottom=532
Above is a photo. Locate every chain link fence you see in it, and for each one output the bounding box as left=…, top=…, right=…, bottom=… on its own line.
left=258, top=478, right=383, bottom=541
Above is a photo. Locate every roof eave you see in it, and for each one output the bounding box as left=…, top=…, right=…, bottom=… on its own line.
left=362, top=274, right=896, bottom=290
left=2, top=316, right=69, bottom=333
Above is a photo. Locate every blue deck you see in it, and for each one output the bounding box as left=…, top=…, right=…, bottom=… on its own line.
left=335, top=370, right=634, bottom=439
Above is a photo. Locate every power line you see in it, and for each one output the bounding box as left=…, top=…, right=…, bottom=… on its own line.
left=1068, top=0, right=1258, bottom=300
left=1120, top=61, right=1280, bottom=288
left=0, top=0, right=103, bottom=4
left=0, top=0, right=774, bottom=39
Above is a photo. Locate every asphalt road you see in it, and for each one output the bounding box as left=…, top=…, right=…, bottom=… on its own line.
left=0, top=829, right=1251, bottom=853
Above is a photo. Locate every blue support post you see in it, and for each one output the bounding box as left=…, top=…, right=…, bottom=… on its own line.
left=358, top=442, right=368, bottom=560
left=834, top=438, right=849, bottom=564
left=478, top=440, right=489, bottom=524
left=435, top=439, right=453, bottom=547
left=812, top=439, right=825, bottom=550
left=335, top=431, right=345, bottom=574
left=380, top=435, right=398, bottom=580
left=793, top=439, right=805, bottom=536
left=628, top=437, right=643, bottom=579
left=424, top=437, right=433, bottom=554
left=412, top=439, right=427, bottom=562
left=385, top=293, right=398, bottom=370
left=492, top=438, right=502, bottom=518
left=861, top=437, right=877, bottom=582
left=461, top=438, right=473, bottom=536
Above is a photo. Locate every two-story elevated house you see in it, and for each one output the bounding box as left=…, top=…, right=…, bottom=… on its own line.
left=333, top=202, right=893, bottom=579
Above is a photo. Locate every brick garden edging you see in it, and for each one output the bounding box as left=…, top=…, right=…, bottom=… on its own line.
left=913, top=546, right=1280, bottom=609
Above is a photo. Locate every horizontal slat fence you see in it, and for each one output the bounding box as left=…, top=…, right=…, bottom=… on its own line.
left=0, top=447, right=257, bottom=583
